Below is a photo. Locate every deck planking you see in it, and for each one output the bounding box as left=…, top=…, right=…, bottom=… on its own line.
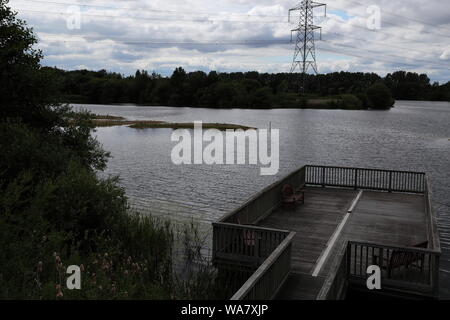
left=257, top=186, right=428, bottom=299
left=276, top=273, right=325, bottom=300
left=259, top=187, right=357, bottom=275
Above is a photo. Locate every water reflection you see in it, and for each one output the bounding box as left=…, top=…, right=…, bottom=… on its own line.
left=76, top=101, right=450, bottom=297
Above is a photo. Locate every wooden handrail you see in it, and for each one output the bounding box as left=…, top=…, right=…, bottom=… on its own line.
left=305, top=164, right=426, bottom=175
left=347, top=241, right=440, bottom=297
left=213, top=164, right=440, bottom=300
left=219, top=166, right=307, bottom=224
left=347, top=241, right=441, bottom=255
left=212, top=222, right=290, bottom=267
left=305, top=165, right=426, bottom=194
left=318, top=240, right=440, bottom=299
left=231, top=232, right=296, bottom=300
left=316, top=241, right=348, bottom=300
left=425, top=177, right=441, bottom=251
left=213, top=222, right=291, bottom=234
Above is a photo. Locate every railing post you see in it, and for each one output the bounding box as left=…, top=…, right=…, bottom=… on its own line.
left=346, top=243, right=351, bottom=278
left=255, top=235, right=260, bottom=264
left=432, top=254, right=440, bottom=298
left=388, top=171, right=392, bottom=193
left=212, top=224, right=217, bottom=262
left=354, top=168, right=358, bottom=190
left=321, top=166, right=325, bottom=187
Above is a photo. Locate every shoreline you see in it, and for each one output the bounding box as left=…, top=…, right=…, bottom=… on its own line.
left=91, top=116, right=255, bottom=130
left=70, top=102, right=373, bottom=111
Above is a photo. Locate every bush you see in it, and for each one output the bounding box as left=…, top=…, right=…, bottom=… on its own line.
left=338, top=94, right=364, bottom=110
left=366, top=82, right=395, bottom=109
left=0, top=0, right=216, bottom=299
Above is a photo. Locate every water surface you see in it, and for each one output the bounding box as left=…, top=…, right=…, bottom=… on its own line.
left=75, top=101, right=450, bottom=297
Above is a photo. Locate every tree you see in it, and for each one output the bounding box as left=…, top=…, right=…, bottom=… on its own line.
left=0, top=0, right=60, bottom=129
left=366, top=82, right=395, bottom=109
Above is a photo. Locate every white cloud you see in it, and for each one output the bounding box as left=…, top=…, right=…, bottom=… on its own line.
left=8, top=0, right=450, bottom=82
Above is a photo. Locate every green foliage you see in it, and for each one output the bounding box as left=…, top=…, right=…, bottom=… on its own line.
left=338, top=94, right=364, bottom=110
left=0, top=1, right=216, bottom=299
left=384, top=71, right=430, bottom=100
left=50, top=65, right=450, bottom=108
left=0, top=0, right=62, bottom=129
left=366, top=82, right=395, bottom=110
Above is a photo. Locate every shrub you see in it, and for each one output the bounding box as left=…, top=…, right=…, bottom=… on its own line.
left=338, top=94, right=364, bottom=110
left=366, top=82, right=395, bottom=109
left=0, top=0, right=216, bottom=299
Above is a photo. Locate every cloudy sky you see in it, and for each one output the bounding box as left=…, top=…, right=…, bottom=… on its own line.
left=9, top=0, right=450, bottom=82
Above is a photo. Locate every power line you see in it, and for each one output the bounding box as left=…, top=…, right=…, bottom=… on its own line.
left=323, top=15, right=446, bottom=55
left=15, top=8, right=289, bottom=24
left=325, top=2, right=450, bottom=41
left=289, top=0, right=326, bottom=93
left=18, top=0, right=450, bottom=39
left=342, top=0, right=450, bottom=35
left=30, top=34, right=450, bottom=71
left=9, top=2, right=450, bottom=73
left=320, top=41, right=449, bottom=70
left=322, top=39, right=450, bottom=70
left=14, top=2, right=450, bottom=45
left=37, top=37, right=290, bottom=45
left=16, top=3, right=450, bottom=58
left=12, top=0, right=288, bottom=21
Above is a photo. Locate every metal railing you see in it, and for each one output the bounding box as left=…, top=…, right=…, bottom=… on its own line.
left=231, top=232, right=295, bottom=300
left=305, top=165, right=426, bottom=193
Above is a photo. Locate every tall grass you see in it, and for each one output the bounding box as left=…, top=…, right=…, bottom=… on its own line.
left=0, top=212, right=223, bottom=300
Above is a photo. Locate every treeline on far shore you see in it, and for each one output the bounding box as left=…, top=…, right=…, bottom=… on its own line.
left=44, top=66, right=450, bottom=110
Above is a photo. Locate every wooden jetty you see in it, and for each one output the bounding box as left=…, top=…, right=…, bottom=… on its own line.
left=212, top=165, right=441, bottom=300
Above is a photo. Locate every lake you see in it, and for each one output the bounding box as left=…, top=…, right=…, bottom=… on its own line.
left=74, top=101, right=450, bottom=297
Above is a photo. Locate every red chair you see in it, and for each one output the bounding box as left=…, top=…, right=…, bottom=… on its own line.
left=282, top=184, right=305, bottom=208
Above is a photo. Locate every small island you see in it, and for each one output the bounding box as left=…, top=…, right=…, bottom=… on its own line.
left=91, top=115, right=255, bottom=130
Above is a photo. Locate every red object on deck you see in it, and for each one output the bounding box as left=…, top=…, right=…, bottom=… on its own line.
left=282, top=184, right=305, bottom=208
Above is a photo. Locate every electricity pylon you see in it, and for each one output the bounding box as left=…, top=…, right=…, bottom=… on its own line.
left=289, top=0, right=326, bottom=94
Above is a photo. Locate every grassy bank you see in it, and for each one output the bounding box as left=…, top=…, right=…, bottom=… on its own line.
left=90, top=115, right=255, bottom=130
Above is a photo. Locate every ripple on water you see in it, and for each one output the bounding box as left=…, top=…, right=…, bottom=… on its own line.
left=78, top=101, right=450, bottom=296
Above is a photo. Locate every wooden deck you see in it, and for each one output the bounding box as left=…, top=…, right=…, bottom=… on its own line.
left=212, top=165, right=441, bottom=300
left=257, top=187, right=428, bottom=299
left=259, top=188, right=356, bottom=274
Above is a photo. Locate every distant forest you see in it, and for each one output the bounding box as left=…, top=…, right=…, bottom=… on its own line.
left=44, top=67, right=450, bottom=109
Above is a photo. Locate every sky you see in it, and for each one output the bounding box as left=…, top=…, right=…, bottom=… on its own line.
left=8, top=0, right=450, bottom=83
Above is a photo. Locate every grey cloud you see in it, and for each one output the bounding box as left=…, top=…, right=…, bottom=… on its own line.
left=8, top=0, right=450, bottom=82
